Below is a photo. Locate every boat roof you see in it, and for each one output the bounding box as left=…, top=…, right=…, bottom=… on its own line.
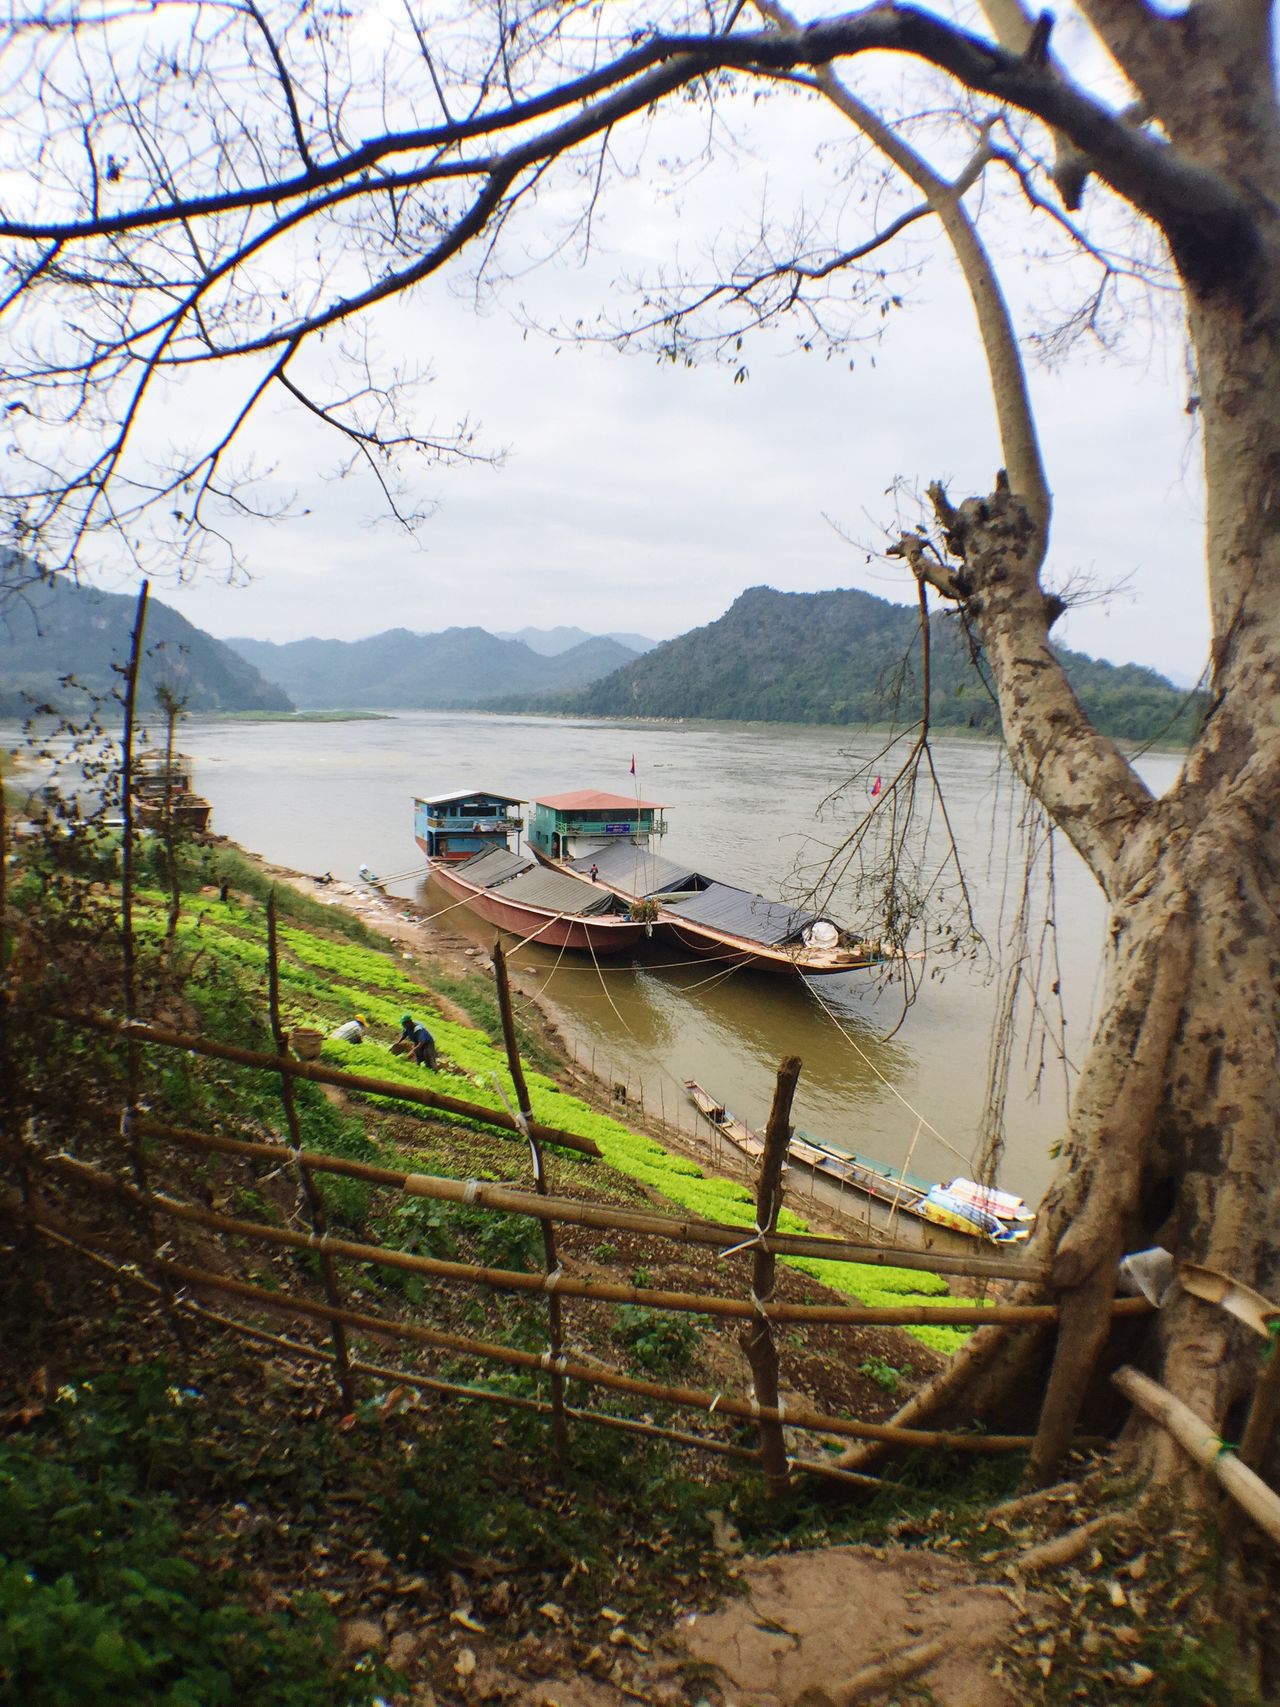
left=665, top=881, right=819, bottom=947
left=460, top=845, right=617, bottom=915
left=536, top=789, right=666, bottom=812
left=569, top=843, right=705, bottom=895
left=417, top=787, right=525, bottom=807
left=499, top=866, right=618, bottom=916
left=458, top=847, right=535, bottom=887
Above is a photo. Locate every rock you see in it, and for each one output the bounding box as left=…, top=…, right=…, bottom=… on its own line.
left=338, top=1617, right=386, bottom=1657
left=388, top=1629, right=424, bottom=1672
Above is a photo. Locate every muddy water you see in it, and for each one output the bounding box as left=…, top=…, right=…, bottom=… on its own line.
left=106, top=712, right=1181, bottom=1205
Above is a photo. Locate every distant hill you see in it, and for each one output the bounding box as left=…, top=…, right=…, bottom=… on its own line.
left=486, top=585, right=1203, bottom=745
left=0, top=564, right=293, bottom=717
left=225, top=628, right=640, bottom=709
left=494, top=625, right=658, bottom=657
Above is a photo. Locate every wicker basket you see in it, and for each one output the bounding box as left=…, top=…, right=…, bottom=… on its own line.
left=290, top=1026, right=324, bottom=1061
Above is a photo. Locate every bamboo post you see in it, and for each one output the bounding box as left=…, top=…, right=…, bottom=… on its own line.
left=742, top=1056, right=801, bottom=1497
left=266, top=893, right=355, bottom=1412
left=117, top=583, right=188, bottom=1353
left=493, top=939, right=568, bottom=1474
left=1113, top=1366, right=1280, bottom=1546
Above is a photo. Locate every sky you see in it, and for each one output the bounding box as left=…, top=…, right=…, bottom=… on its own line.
left=50, top=5, right=1212, bottom=688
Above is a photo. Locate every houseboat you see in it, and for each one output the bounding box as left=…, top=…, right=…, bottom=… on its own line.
left=132, top=749, right=212, bottom=832
left=415, top=788, right=649, bottom=955
left=529, top=791, right=891, bottom=977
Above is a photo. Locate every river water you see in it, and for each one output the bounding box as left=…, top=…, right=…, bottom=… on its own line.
left=9, top=710, right=1179, bottom=1203
left=90, top=711, right=1168, bottom=1208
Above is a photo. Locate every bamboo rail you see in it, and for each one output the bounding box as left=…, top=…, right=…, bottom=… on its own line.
left=132, top=1115, right=1045, bottom=1282
left=54, top=1010, right=603, bottom=1160
left=21, top=1192, right=1037, bottom=1453
left=28, top=1217, right=894, bottom=1488
left=23, top=1145, right=1145, bottom=1333
left=1113, top=1366, right=1280, bottom=1547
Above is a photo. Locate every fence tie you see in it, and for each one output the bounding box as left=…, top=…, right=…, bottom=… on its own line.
left=708, top=1392, right=723, bottom=1414
left=749, top=1289, right=771, bottom=1318
left=538, top=1351, right=569, bottom=1375
left=307, top=1231, right=333, bottom=1254
left=491, top=1076, right=531, bottom=1139
left=720, top=1222, right=769, bottom=1259
left=462, top=1179, right=482, bottom=1206
left=543, top=1266, right=564, bottom=1292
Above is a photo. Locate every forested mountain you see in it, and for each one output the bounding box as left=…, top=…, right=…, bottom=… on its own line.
left=226, top=628, right=639, bottom=708
left=0, top=566, right=292, bottom=716
left=487, top=585, right=1203, bottom=744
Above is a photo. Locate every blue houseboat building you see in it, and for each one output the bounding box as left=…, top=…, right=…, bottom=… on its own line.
left=414, top=789, right=525, bottom=864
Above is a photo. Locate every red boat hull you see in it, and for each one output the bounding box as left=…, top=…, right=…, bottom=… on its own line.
left=427, top=859, right=647, bottom=955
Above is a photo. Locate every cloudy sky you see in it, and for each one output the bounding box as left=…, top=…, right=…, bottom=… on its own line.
left=70, top=8, right=1210, bottom=687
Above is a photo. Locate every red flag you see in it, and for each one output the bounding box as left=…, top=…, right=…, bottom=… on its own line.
left=870, top=775, right=883, bottom=798
left=630, top=754, right=636, bottom=776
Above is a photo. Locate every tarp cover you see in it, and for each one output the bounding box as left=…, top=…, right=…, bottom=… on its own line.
left=457, top=847, right=535, bottom=888
left=498, top=866, right=620, bottom=916
left=568, top=844, right=705, bottom=897
left=664, top=881, right=818, bottom=947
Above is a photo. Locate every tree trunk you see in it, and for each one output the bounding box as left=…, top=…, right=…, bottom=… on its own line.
left=898, top=256, right=1280, bottom=1488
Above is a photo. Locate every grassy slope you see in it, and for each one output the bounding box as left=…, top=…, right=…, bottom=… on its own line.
left=157, top=885, right=967, bottom=1353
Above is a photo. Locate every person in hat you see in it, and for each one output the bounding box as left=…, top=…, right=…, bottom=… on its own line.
left=330, top=1014, right=367, bottom=1044
left=399, top=1014, right=438, bottom=1070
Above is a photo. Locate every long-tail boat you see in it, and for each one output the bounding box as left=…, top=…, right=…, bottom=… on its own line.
left=685, top=1080, right=1032, bottom=1245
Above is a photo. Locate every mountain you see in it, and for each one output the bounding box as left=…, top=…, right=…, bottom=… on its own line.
left=0, top=565, right=293, bottom=717
left=485, top=585, right=1203, bottom=745
left=225, top=628, right=640, bottom=708
left=494, top=625, right=659, bottom=657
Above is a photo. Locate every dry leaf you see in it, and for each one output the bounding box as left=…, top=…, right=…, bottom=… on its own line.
left=450, top=1610, right=486, bottom=1633
left=538, top=1602, right=565, bottom=1626
left=454, top=1648, right=476, bottom=1679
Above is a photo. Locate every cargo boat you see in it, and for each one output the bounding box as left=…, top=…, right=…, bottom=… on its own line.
left=414, top=789, right=648, bottom=955
left=132, top=749, right=212, bottom=832
left=528, top=791, right=892, bottom=978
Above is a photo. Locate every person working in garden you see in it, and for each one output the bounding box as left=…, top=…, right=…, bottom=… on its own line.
left=399, top=1014, right=438, bottom=1070
left=329, top=1014, right=367, bottom=1044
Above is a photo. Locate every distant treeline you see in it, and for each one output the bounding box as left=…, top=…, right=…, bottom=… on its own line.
left=484, top=585, right=1204, bottom=746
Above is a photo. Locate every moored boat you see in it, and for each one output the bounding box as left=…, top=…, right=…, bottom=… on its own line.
left=416, top=789, right=649, bottom=954
left=685, top=1080, right=1032, bottom=1245
left=529, top=792, right=892, bottom=977
left=132, top=749, right=212, bottom=832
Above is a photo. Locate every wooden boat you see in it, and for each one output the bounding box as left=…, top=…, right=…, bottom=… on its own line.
left=422, top=832, right=650, bottom=956
left=528, top=792, right=893, bottom=978
left=685, top=1080, right=768, bottom=1161
left=132, top=750, right=212, bottom=832
left=685, top=1080, right=1032, bottom=1245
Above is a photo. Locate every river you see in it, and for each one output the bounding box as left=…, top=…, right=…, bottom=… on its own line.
left=85, top=711, right=1166, bottom=1208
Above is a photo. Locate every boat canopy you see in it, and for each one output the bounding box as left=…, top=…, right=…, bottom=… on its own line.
left=499, top=866, right=621, bottom=916
left=664, top=881, right=819, bottom=947
left=568, top=844, right=706, bottom=895
left=459, top=847, right=535, bottom=887
left=460, top=845, right=620, bottom=915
